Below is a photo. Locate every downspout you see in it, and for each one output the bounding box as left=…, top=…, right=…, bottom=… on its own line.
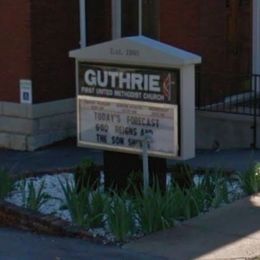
left=253, top=0, right=260, bottom=74
left=79, top=0, right=87, bottom=47
left=138, top=0, right=142, bottom=35
left=112, top=0, right=121, bottom=39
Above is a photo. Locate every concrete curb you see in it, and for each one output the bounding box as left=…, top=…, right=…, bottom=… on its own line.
left=0, top=200, right=113, bottom=245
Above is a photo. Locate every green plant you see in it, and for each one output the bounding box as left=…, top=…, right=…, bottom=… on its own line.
left=185, top=186, right=209, bottom=217
left=59, top=177, right=89, bottom=226
left=21, top=180, right=50, bottom=211
left=88, top=191, right=107, bottom=227
left=171, top=163, right=194, bottom=189
left=0, top=169, right=13, bottom=199
left=134, top=184, right=175, bottom=234
left=164, top=185, right=206, bottom=221
left=126, top=171, right=143, bottom=194
left=239, top=163, right=260, bottom=195
left=166, top=185, right=187, bottom=220
left=210, top=179, right=229, bottom=208
left=59, top=178, right=106, bottom=228
left=195, top=168, right=229, bottom=208
left=75, top=158, right=100, bottom=191
left=106, top=192, right=135, bottom=241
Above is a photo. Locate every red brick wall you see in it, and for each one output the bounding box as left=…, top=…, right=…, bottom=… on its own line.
left=30, top=0, right=80, bottom=103
left=0, top=0, right=31, bottom=102
left=160, top=0, right=201, bottom=54
left=160, top=0, right=252, bottom=75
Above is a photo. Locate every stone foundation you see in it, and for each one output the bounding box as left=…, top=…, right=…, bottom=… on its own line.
left=0, top=98, right=76, bottom=151
left=196, top=111, right=260, bottom=149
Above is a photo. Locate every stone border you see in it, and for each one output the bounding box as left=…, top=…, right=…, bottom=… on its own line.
left=0, top=168, right=113, bottom=245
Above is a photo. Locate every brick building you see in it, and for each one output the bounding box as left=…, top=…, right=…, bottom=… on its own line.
left=0, top=0, right=258, bottom=150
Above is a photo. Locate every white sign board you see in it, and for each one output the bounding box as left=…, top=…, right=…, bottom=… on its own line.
left=78, top=96, right=178, bottom=158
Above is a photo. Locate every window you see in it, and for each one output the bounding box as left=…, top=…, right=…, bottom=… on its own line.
left=121, top=0, right=159, bottom=39
left=85, top=0, right=111, bottom=45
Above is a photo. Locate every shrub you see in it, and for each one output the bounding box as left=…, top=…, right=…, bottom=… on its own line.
left=74, top=158, right=100, bottom=191
left=21, top=179, right=50, bottom=211
left=126, top=171, right=143, bottom=195
left=171, top=163, right=194, bottom=189
left=59, top=178, right=106, bottom=228
left=88, top=191, right=107, bottom=227
left=134, top=185, right=175, bottom=234
left=239, top=163, right=260, bottom=195
left=0, top=169, right=13, bottom=199
left=196, top=168, right=229, bottom=208
left=106, top=192, right=135, bottom=241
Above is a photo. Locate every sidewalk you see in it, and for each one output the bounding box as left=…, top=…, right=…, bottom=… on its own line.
left=0, top=139, right=103, bottom=174
left=0, top=227, right=163, bottom=260
left=124, top=194, right=260, bottom=259
left=0, top=138, right=260, bottom=174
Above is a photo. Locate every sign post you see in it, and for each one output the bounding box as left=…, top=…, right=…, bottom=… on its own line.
left=142, top=134, right=151, bottom=192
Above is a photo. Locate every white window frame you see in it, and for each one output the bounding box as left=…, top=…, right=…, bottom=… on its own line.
left=112, top=0, right=143, bottom=39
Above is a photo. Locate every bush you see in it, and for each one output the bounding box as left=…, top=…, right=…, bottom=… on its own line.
left=74, top=158, right=100, bottom=191
left=59, top=177, right=106, bottom=228
left=0, top=169, right=13, bottom=199
left=195, top=168, right=229, bottom=208
left=171, top=163, right=194, bottom=189
left=239, top=163, right=260, bottom=195
left=106, top=192, right=135, bottom=241
left=134, top=185, right=175, bottom=234
left=20, top=179, right=50, bottom=211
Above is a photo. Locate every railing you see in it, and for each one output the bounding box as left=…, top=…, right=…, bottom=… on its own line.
left=196, top=73, right=260, bottom=148
left=196, top=73, right=260, bottom=117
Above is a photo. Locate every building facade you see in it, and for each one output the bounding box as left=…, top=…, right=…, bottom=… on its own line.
left=0, top=0, right=258, bottom=150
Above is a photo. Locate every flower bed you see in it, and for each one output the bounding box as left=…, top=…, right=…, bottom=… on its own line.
left=1, top=163, right=260, bottom=244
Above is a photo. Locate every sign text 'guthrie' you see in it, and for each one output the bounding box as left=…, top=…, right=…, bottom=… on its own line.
left=79, top=63, right=179, bottom=104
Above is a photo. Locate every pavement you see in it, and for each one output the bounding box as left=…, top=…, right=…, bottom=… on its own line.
left=0, top=227, right=163, bottom=260
left=1, top=139, right=260, bottom=259
left=0, top=138, right=260, bottom=174
left=124, top=194, right=260, bottom=259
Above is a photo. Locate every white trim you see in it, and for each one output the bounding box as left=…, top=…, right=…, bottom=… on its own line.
left=112, top=0, right=121, bottom=39
left=79, top=0, right=86, bottom=47
left=253, top=0, right=260, bottom=74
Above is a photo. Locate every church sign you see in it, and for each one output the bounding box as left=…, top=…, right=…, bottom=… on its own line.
left=77, top=62, right=179, bottom=158
left=70, top=36, right=201, bottom=159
